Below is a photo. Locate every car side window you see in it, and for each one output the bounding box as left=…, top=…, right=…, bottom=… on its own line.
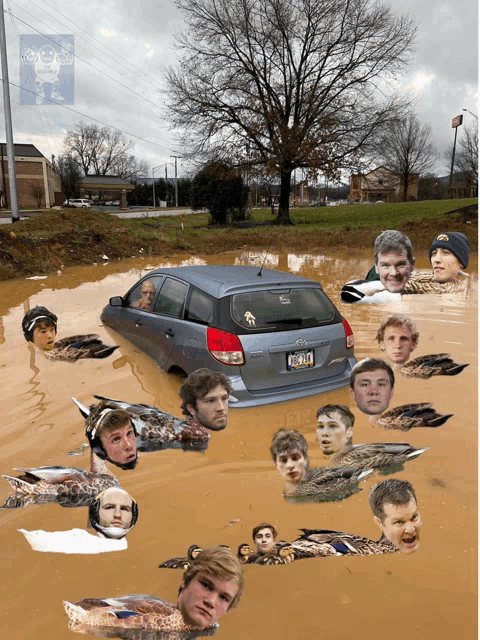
left=153, top=278, right=188, bottom=317
left=126, top=276, right=163, bottom=312
left=185, top=288, right=214, bottom=325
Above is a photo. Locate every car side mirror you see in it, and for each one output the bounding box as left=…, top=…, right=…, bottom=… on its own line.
left=109, top=296, right=124, bottom=307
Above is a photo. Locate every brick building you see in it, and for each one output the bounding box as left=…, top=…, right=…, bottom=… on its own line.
left=0, top=143, right=61, bottom=209
left=349, top=166, right=419, bottom=203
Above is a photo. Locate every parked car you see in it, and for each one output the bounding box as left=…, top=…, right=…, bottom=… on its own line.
left=63, top=199, right=91, bottom=208
left=101, top=266, right=356, bottom=408
left=105, top=200, right=120, bottom=206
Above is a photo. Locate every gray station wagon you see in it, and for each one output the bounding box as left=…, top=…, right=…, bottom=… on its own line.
left=101, top=265, right=356, bottom=408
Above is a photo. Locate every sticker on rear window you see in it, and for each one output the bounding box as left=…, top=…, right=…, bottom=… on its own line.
left=279, top=295, right=291, bottom=304
left=244, top=311, right=256, bottom=325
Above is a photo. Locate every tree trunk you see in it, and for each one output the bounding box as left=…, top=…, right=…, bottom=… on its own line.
left=277, top=170, right=293, bottom=225
left=402, top=174, right=409, bottom=201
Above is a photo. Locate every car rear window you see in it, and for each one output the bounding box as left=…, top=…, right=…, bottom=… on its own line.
left=231, top=288, right=335, bottom=331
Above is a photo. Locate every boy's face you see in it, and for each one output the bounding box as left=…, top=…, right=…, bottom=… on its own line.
left=178, top=572, right=239, bottom=630
left=275, top=450, right=307, bottom=485
left=32, top=322, right=56, bottom=350
left=316, top=411, right=352, bottom=456
left=379, top=326, right=416, bottom=365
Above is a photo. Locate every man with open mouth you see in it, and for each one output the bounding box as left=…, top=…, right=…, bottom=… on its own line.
left=369, top=478, right=422, bottom=554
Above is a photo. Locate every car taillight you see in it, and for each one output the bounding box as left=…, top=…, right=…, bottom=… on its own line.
left=342, top=316, right=354, bottom=349
left=207, top=327, right=245, bottom=366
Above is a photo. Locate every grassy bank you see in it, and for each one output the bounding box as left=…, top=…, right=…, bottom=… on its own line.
left=0, top=199, right=476, bottom=281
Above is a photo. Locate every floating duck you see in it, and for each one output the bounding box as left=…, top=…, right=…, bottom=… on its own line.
left=329, top=443, right=428, bottom=470
left=292, top=529, right=397, bottom=558
left=400, top=354, right=469, bottom=379
left=237, top=543, right=252, bottom=564
left=247, top=541, right=296, bottom=565
left=2, top=451, right=118, bottom=496
left=74, top=396, right=210, bottom=448
left=284, top=466, right=373, bottom=503
left=375, top=403, right=453, bottom=431
left=42, top=334, right=119, bottom=362
left=64, top=595, right=212, bottom=633
left=158, top=545, right=203, bottom=569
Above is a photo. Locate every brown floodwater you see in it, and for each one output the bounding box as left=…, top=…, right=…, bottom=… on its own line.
left=0, top=249, right=476, bottom=640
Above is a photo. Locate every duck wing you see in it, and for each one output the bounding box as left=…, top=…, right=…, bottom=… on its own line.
left=335, top=443, right=428, bottom=468
left=158, top=556, right=191, bottom=569
left=294, top=529, right=394, bottom=556
left=377, top=404, right=453, bottom=430
left=400, top=354, right=468, bottom=378
left=54, top=336, right=119, bottom=360
left=11, top=465, right=90, bottom=484
left=307, top=466, right=373, bottom=486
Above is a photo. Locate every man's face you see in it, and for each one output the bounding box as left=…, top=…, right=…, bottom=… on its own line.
left=98, top=489, right=133, bottom=529
left=140, top=281, right=155, bottom=308
left=178, top=572, right=239, bottom=630
left=32, top=322, right=56, bottom=350
left=379, top=326, right=417, bottom=365
left=187, top=384, right=229, bottom=431
left=431, top=248, right=463, bottom=283
left=275, top=450, right=307, bottom=485
left=100, top=421, right=137, bottom=466
left=375, top=251, right=414, bottom=293
left=374, top=497, right=421, bottom=554
left=254, top=528, right=276, bottom=554
left=350, top=370, right=394, bottom=415
left=316, top=412, right=352, bottom=456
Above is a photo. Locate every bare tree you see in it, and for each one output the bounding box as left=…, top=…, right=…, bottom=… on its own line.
left=165, top=0, right=416, bottom=223
left=64, top=122, right=135, bottom=176
left=445, top=119, right=478, bottom=192
left=55, top=153, right=82, bottom=202
left=372, top=114, right=436, bottom=201
left=114, top=154, right=150, bottom=181
left=29, top=182, right=44, bottom=208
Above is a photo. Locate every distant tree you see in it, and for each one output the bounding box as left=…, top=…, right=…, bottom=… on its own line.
left=444, top=119, right=478, bottom=192
left=166, top=0, right=416, bottom=224
left=372, top=114, right=436, bottom=201
left=64, top=121, right=146, bottom=179
left=55, top=154, right=82, bottom=202
left=191, top=161, right=247, bottom=224
left=29, top=182, right=44, bottom=208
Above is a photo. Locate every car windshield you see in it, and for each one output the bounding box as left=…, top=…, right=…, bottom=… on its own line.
left=231, top=288, right=335, bottom=331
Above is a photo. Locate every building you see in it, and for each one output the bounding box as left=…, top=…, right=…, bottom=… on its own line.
left=0, top=143, right=61, bottom=209
left=77, top=175, right=135, bottom=208
left=349, top=166, right=419, bottom=203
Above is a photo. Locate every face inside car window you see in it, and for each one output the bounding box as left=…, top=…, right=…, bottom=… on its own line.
left=128, top=277, right=163, bottom=311
left=231, top=288, right=335, bottom=331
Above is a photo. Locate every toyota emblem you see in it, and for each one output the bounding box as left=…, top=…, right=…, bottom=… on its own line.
left=295, top=338, right=307, bottom=347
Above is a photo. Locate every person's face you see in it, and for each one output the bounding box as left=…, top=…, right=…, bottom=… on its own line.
left=379, top=326, right=417, bottom=365
left=187, top=384, right=229, bottom=431
left=375, top=251, right=414, bottom=293
left=350, top=370, right=394, bottom=415
left=140, top=282, right=155, bottom=307
left=254, top=528, right=276, bottom=554
left=374, top=497, right=421, bottom=554
left=275, top=450, right=307, bottom=485
left=32, top=322, right=56, bottom=350
left=98, top=490, right=133, bottom=529
left=100, top=421, right=137, bottom=465
left=430, top=248, right=463, bottom=283
left=316, top=412, right=352, bottom=456
left=178, top=572, right=239, bottom=630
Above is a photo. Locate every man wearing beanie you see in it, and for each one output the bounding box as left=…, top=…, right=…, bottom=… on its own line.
left=428, top=232, right=470, bottom=283
left=402, top=231, right=470, bottom=294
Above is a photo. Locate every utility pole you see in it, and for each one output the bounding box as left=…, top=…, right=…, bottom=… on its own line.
left=170, top=155, right=180, bottom=207
left=448, top=114, right=463, bottom=197
left=152, top=164, right=162, bottom=209
left=0, top=0, right=20, bottom=222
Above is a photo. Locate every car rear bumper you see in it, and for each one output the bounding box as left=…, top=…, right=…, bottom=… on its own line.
left=227, top=355, right=356, bottom=408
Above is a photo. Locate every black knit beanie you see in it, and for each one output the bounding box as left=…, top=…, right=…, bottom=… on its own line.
left=428, top=232, right=470, bottom=269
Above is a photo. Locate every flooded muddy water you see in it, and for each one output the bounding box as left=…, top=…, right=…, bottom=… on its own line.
left=0, top=249, right=476, bottom=640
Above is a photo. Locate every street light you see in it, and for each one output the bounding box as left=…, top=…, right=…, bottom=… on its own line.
left=152, top=164, right=163, bottom=209
left=462, top=108, right=478, bottom=120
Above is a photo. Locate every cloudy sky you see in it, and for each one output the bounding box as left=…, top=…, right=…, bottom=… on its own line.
left=0, top=0, right=477, bottom=178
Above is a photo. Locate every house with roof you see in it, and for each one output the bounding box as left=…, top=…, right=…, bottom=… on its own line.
left=349, top=166, right=419, bottom=203
left=0, top=143, right=61, bottom=208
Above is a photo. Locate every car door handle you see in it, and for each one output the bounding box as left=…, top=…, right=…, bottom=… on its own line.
left=165, top=329, right=175, bottom=338
left=135, top=320, right=142, bottom=327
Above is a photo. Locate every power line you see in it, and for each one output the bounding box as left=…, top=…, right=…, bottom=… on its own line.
left=33, top=0, right=166, bottom=94
left=6, top=8, right=164, bottom=113
left=3, top=78, right=176, bottom=153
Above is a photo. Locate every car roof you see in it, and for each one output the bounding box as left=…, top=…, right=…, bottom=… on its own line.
left=146, top=265, right=322, bottom=298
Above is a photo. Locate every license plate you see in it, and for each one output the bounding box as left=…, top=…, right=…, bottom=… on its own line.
left=287, top=349, right=314, bottom=370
